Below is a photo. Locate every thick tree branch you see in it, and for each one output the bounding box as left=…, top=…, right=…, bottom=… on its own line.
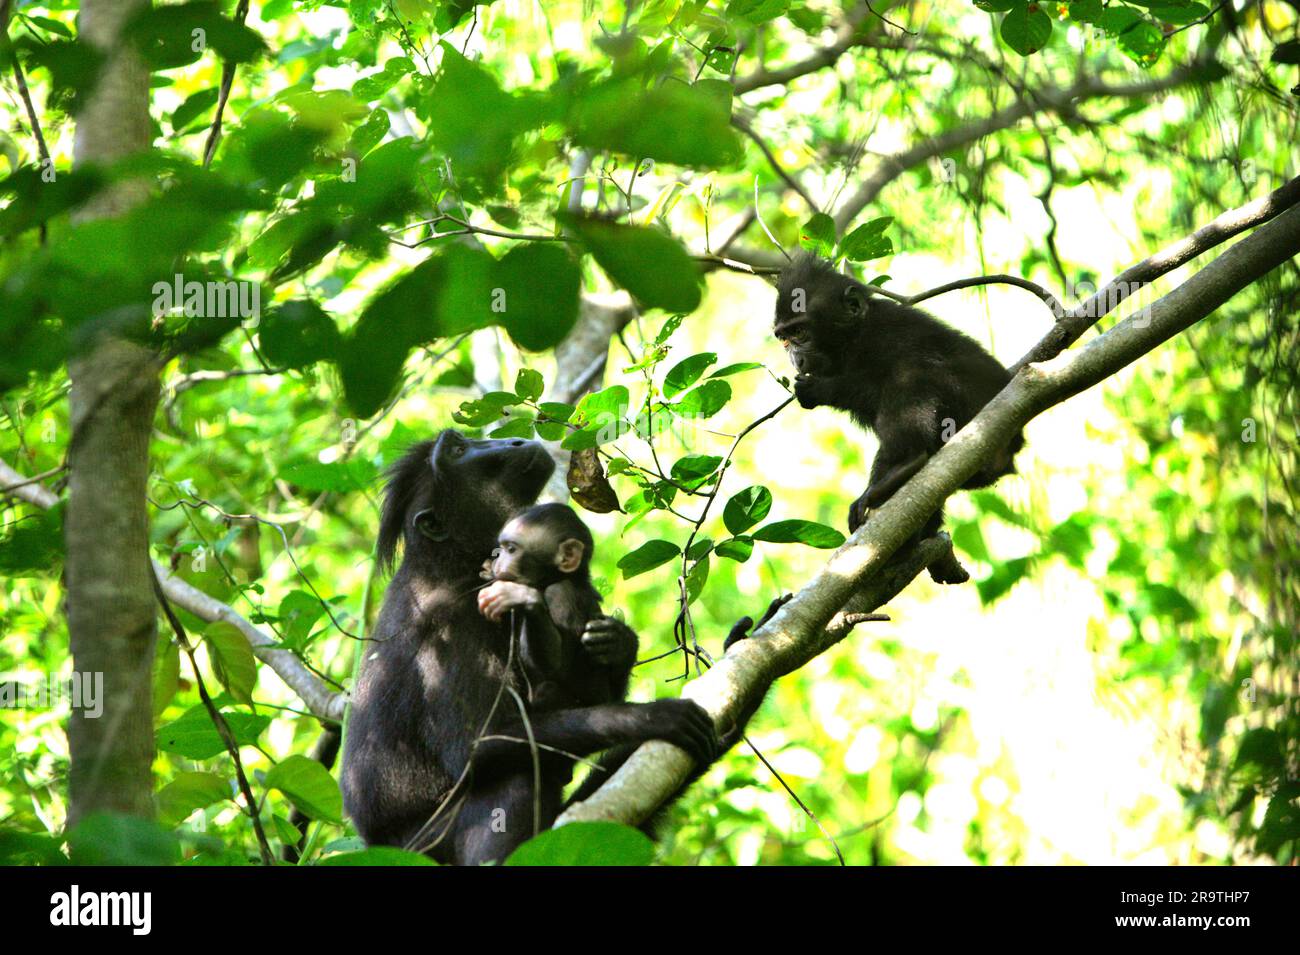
left=64, top=0, right=158, bottom=826
left=558, top=202, right=1300, bottom=828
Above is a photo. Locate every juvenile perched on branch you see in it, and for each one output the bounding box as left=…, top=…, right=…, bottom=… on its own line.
left=773, top=254, right=1024, bottom=583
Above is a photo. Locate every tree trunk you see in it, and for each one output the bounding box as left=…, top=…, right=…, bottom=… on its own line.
left=65, top=0, right=159, bottom=826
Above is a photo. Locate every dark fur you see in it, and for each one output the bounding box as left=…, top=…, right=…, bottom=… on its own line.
left=774, top=255, right=1024, bottom=582
left=491, top=503, right=625, bottom=710
left=340, top=430, right=719, bottom=865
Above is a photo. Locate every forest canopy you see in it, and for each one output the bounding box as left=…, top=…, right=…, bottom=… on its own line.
left=0, top=0, right=1296, bottom=867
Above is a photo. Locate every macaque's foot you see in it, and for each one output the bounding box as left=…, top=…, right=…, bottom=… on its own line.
left=926, top=550, right=970, bottom=586
left=724, top=593, right=793, bottom=652
left=848, top=492, right=876, bottom=533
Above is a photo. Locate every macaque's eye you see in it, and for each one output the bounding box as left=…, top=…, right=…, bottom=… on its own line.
left=450, top=444, right=467, bottom=459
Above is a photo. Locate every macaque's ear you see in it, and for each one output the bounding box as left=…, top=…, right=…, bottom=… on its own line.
left=413, top=508, right=450, bottom=543
left=843, top=284, right=868, bottom=318
left=555, top=538, right=585, bottom=574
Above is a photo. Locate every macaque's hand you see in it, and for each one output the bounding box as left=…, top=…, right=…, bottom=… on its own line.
left=580, top=616, right=638, bottom=666
left=793, top=375, right=826, bottom=409
left=477, top=581, right=542, bottom=622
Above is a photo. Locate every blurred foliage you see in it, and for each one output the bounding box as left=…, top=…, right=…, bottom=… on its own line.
left=0, top=0, right=1296, bottom=865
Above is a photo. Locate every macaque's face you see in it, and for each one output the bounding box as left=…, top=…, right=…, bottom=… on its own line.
left=491, top=517, right=584, bottom=586
left=773, top=268, right=867, bottom=379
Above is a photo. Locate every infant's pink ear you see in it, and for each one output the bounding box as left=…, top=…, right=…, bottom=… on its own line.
left=556, top=539, right=585, bottom=574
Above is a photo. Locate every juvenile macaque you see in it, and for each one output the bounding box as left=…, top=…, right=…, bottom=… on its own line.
left=774, top=254, right=1025, bottom=583
left=478, top=503, right=628, bottom=708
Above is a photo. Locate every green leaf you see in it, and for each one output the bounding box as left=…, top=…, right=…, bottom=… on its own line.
left=726, top=0, right=789, bottom=24
left=68, top=814, right=181, bottom=866
left=571, top=79, right=741, bottom=170
left=752, top=519, right=845, bottom=548
left=838, top=216, right=894, bottom=262
left=258, top=300, right=341, bottom=368
left=352, top=56, right=414, bottom=101
left=709, top=361, right=763, bottom=378
left=671, top=453, right=723, bottom=490
left=976, top=555, right=1033, bottom=604
left=974, top=0, right=1019, bottom=9
left=1098, top=6, right=1143, bottom=33
left=515, top=368, right=545, bottom=401
left=798, top=213, right=836, bottom=257
left=490, top=413, right=537, bottom=439
left=126, top=1, right=268, bottom=71
left=157, top=704, right=271, bottom=760
left=265, top=755, right=344, bottom=823
left=664, top=352, right=717, bottom=398
left=715, top=536, right=755, bottom=562
left=1000, top=5, right=1053, bottom=55
left=1234, top=727, right=1284, bottom=777
left=723, top=485, right=773, bottom=535
left=950, top=522, right=991, bottom=563
left=1068, top=0, right=1104, bottom=21
left=203, top=621, right=258, bottom=703
left=338, top=257, right=444, bottom=418
left=1151, top=0, right=1208, bottom=20
left=171, top=87, right=219, bottom=133
left=455, top=390, right=520, bottom=427
left=1256, top=782, right=1300, bottom=856
left=22, top=15, right=74, bottom=38
left=673, top=379, right=732, bottom=418
left=279, top=590, right=327, bottom=650
left=423, top=43, right=532, bottom=187
left=685, top=551, right=710, bottom=604
left=617, top=539, right=682, bottom=578
left=319, top=847, right=438, bottom=866
left=349, top=108, right=391, bottom=156
left=494, top=244, right=582, bottom=350
left=686, top=537, right=715, bottom=561
left=567, top=217, right=702, bottom=314
left=158, top=772, right=230, bottom=826
left=280, top=459, right=376, bottom=493
left=538, top=401, right=575, bottom=423
left=0, top=502, right=64, bottom=576
left=505, top=821, right=654, bottom=865
left=1117, top=20, right=1167, bottom=66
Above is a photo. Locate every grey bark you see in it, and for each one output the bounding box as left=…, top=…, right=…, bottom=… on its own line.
left=64, top=0, right=159, bottom=825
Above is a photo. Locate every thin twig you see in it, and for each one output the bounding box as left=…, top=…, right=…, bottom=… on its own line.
left=151, top=564, right=275, bottom=865
left=201, top=0, right=250, bottom=168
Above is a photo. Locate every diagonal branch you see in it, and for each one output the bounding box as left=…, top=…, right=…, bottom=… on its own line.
left=1011, top=173, right=1300, bottom=372
left=832, top=61, right=1217, bottom=233
left=557, top=201, right=1300, bottom=828
left=0, top=458, right=348, bottom=723
left=734, top=3, right=875, bottom=95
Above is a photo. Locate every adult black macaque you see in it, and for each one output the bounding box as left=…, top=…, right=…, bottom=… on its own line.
left=478, top=503, right=621, bottom=711
left=774, top=254, right=1024, bottom=584
left=340, top=430, right=718, bottom=865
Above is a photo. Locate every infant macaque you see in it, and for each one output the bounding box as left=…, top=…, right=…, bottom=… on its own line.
left=478, top=503, right=628, bottom=709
